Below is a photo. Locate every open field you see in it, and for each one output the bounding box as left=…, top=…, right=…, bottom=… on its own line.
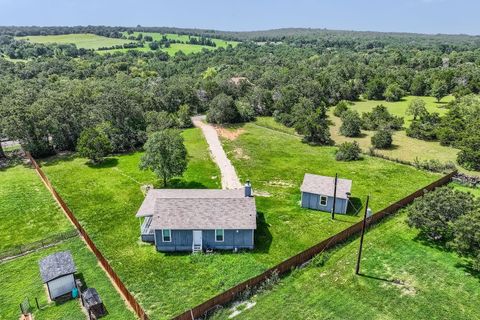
left=0, top=237, right=136, bottom=320
left=40, top=125, right=438, bottom=318
left=0, top=164, right=73, bottom=251
left=122, top=32, right=239, bottom=48
left=211, top=210, right=480, bottom=320
left=16, top=33, right=131, bottom=50
left=451, top=183, right=480, bottom=197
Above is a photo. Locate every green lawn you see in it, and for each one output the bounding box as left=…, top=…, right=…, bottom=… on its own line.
left=0, top=164, right=73, bottom=251
left=211, top=210, right=480, bottom=320
left=0, top=238, right=136, bottom=320
left=16, top=33, right=132, bottom=50
left=122, top=32, right=239, bottom=48
left=451, top=183, right=480, bottom=197
left=40, top=125, right=438, bottom=318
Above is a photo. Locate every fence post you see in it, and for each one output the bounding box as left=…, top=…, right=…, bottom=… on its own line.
left=356, top=195, right=370, bottom=275
left=35, top=297, right=39, bottom=310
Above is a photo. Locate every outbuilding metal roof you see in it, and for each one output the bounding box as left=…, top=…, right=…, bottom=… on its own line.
left=136, top=188, right=257, bottom=230
left=300, top=174, right=352, bottom=199
left=39, top=251, right=76, bottom=283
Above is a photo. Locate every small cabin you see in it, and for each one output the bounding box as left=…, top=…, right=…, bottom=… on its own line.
left=39, top=251, right=76, bottom=300
left=136, top=182, right=257, bottom=253
left=300, top=174, right=352, bottom=214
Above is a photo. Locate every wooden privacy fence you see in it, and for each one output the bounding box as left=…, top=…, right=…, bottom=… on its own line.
left=26, top=153, right=149, bottom=320
left=174, top=170, right=457, bottom=320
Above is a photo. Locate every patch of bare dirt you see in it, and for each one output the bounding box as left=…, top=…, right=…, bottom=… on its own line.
left=254, top=190, right=272, bottom=197
left=233, top=147, right=250, bottom=160
left=266, top=180, right=295, bottom=188
left=215, top=127, right=245, bottom=141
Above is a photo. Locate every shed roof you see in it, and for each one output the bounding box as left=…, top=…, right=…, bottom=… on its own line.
left=39, top=251, right=76, bottom=283
left=82, top=288, right=103, bottom=308
left=300, top=174, right=352, bottom=199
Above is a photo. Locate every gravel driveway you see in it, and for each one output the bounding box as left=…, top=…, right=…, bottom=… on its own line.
left=192, top=116, right=242, bottom=189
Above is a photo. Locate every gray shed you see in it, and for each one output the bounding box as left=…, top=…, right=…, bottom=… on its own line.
left=39, top=251, right=76, bottom=300
left=136, top=182, right=257, bottom=253
left=300, top=174, right=352, bottom=214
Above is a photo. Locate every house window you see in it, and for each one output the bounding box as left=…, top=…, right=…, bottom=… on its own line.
left=320, top=196, right=328, bottom=206
left=162, top=229, right=171, bottom=242
left=215, top=229, right=224, bottom=242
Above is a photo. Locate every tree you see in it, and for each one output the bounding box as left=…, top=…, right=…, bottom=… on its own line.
left=77, top=127, right=113, bottom=163
left=451, top=210, right=480, bottom=271
left=177, top=104, right=193, bottom=128
left=149, top=41, right=159, bottom=50
left=292, top=98, right=331, bottom=145
left=384, top=83, right=405, bottom=102
left=371, top=129, right=393, bottom=149
left=340, top=110, right=362, bottom=137
left=139, top=129, right=188, bottom=187
left=206, top=93, right=240, bottom=124
left=333, top=100, right=349, bottom=117
left=406, top=112, right=441, bottom=140
left=145, top=111, right=178, bottom=133
left=457, top=136, right=480, bottom=171
left=235, top=99, right=256, bottom=122
left=407, top=187, right=476, bottom=242
left=431, top=80, right=448, bottom=102
left=336, top=141, right=361, bottom=161
left=361, top=105, right=404, bottom=131
left=406, top=98, right=427, bottom=120
left=365, top=78, right=386, bottom=100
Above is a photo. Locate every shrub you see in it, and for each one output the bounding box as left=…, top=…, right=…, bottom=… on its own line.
left=235, top=99, right=256, bottom=122
left=206, top=93, right=240, bottom=124
left=412, top=158, right=457, bottom=173
left=407, top=187, right=476, bottom=242
left=177, top=104, right=193, bottom=128
left=450, top=210, right=480, bottom=271
left=77, top=127, right=113, bottom=163
left=406, top=112, right=441, bottom=141
left=371, top=129, right=392, bottom=149
left=406, top=98, right=427, bottom=120
left=457, top=136, right=480, bottom=171
left=361, top=105, right=404, bottom=131
left=340, top=110, right=362, bottom=137
left=333, top=100, right=349, bottom=117
left=384, top=83, right=405, bottom=102
left=336, top=141, right=361, bottom=161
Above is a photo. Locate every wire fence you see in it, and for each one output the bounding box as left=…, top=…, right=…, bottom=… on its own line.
left=26, top=153, right=149, bottom=320
left=173, top=170, right=457, bottom=320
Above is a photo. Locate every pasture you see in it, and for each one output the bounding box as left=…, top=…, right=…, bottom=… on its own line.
left=16, top=33, right=131, bottom=50
left=211, top=210, right=480, bottom=320
left=39, top=125, right=438, bottom=318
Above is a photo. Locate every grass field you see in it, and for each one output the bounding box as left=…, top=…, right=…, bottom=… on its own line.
left=0, top=238, right=136, bottom=320
left=451, top=183, right=480, bottom=197
left=16, top=33, right=131, bottom=50
left=211, top=210, right=480, bottom=320
left=122, top=32, right=239, bottom=48
left=0, top=164, right=73, bottom=251
left=39, top=124, right=438, bottom=318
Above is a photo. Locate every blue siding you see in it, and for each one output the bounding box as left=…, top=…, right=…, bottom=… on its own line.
left=155, top=229, right=254, bottom=252
left=301, top=192, right=348, bottom=214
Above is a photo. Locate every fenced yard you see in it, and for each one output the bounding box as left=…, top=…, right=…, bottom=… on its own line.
left=36, top=126, right=442, bottom=318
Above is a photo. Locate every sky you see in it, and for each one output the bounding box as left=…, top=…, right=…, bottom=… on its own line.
left=0, top=0, right=478, bottom=35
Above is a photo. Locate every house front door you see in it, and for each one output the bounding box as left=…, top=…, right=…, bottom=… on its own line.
left=193, top=230, right=202, bottom=247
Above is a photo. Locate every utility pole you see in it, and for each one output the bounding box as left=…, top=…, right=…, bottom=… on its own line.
left=332, top=173, right=338, bottom=220
left=355, top=195, right=370, bottom=275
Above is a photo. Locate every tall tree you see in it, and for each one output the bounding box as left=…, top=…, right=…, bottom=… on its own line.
left=406, top=98, right=427, bottom=120
left=293, top=98, right=331, bottom=145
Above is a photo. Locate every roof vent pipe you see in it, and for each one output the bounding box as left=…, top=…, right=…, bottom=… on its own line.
left=245, top=180, right=253, bottom=197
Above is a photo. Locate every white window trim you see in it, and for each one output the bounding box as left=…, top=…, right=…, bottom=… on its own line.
left=162, top=229, right=172, bottom=242
left=215, top=229, right=224, bottom=242
left=320, top=196, right=328, bottom=206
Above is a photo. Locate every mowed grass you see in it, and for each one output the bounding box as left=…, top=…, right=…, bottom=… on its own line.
left=39, top=126, right=439, bottom=318
left=211, top=210, right=480, bottom=320
left=16, top=33, right=132, bottom=50
left=0, top=164, right=73, bottom=251
left=0, top=237, right=136, bottom=320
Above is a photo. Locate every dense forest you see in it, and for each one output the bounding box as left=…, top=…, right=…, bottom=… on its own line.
left=0, top=26, right=479, bottom=170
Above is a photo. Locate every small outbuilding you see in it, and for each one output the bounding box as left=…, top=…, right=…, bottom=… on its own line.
left=300, top=173, right=352, bottom=214
left=39, top=251, right=76, bottom=300
left=82, top=288, right=107, bottom=319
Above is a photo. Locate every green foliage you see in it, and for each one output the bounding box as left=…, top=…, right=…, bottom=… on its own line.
left=339, top=110, right=362, bottom=137
left=365, top=78, right=386, bottom=100
left=451, top=210, right=480, bottom=271
left=139, top=129, right=188, bottom=186
left=77, top=126, right=113, bottom=163
left=431, top=79, right=449, bottom=102
left=457, top=136, right=480, bottom=171
left=333, top=100, right=349, bottom=117
left=335, top=141, right=361, bottom=161
left=206, top=93, right=240, bottom=124
left=177, top=104, right=193, bottom=128
left=361, top=105, right=404, bottom=131
left=407, top=187, right=477, bottom=242
left=236, top=99, right=256, bottom=122
left=412, top=158, right=457, bottom=173
left=406, top=112, right=441, bottom=140
left=384, top=83, right=405, bottom=102
left=406, top=98, right=428, bottom=120
left=292, top=98, right=331, bottom=144
left=146, top=111, right=178, bottom=133
left=371, top=129, right=393, bottom=149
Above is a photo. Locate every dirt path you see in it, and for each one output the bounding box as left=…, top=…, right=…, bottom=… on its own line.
left=192, top=116, right=242, bottom=189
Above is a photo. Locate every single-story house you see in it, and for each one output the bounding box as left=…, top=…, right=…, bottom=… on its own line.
left=136, top=182, right=257, bottom=253
left=300, top=174, right=352, bottom=214
left=39, top=251, right=77, bottom=300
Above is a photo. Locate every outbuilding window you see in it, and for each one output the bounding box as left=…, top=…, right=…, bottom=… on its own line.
left=162, top=229, right=171, bottom=242
left=215, top=229, right=224, bottom=242
left=320, top=196, right=328, bottom=206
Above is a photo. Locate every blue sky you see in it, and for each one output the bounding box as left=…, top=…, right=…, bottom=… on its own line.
left=0, top=0, right=478, bottom=35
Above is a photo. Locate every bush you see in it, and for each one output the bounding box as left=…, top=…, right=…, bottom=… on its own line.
left=384, top=83, right=405, bottom=102
left=340, top=110, right=362, bottom=137
left=406, top=112, right=441, bottom=141
left=457, top=136, right=480, bottom=171
left=77, top=127, right=113, bottom=163
left=412, top=158, right=457, bottom=173
left=371, top=129, right=392, bottom=149
left=206, top=93, right=240, bottom=124
left=336, top=141, right=361, bottom=161
left=450, top=210, right=480, bottom=271
left=361, top=105, right=404, bottom=131
left=407, top=187, right=476, bottom=242
left=333, top=100, right=349, bottom=117
left=235, top=99, right=256, bottom=122
left=177, top=104, right=193, bottom=128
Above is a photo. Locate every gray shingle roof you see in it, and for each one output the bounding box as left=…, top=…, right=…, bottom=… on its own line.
left=300, top=174, right=352, bottom=199
left=136, top=188, right=257, bottom=230
left=39, top=251, right=76, bottom=283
